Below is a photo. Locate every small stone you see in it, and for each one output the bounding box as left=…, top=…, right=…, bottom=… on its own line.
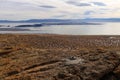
left=69, top=56, right=76, bottom=60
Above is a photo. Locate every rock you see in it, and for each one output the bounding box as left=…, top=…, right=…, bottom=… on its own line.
left=55, top=50, right=120, bottom=80
left=69, top=56, right=77, bottom=60
left=63, top=57, right=84, bottom=66
left=109, top=37, right=116, bottom=39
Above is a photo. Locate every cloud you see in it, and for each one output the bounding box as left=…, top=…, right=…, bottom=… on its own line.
left=66, top=1, right=107, bottom=7
left=39, top=5, right=56, bottom=8
left=92, top=2, right=106, bottom=6
left=66, top=1, right=91, bottom=7
left=51, top=15, right=66, bottom=18
left=84, top=11, right=94, bottom=15
left=0, top=0, right=120, bottom=20
left=76, top=3, right=91, bottom=6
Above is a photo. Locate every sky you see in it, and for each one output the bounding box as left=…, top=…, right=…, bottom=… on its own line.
left=0, top=0, right=120, bottom=20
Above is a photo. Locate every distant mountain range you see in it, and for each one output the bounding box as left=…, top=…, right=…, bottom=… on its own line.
left=0, top=19, right=71, bottom=23
left=82, top=18, right=120, bottom=22
left=0, top=18, right=120, bottom=23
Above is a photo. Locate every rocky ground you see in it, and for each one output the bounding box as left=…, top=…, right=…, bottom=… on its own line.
left=0, top=34, right=120, bottom=80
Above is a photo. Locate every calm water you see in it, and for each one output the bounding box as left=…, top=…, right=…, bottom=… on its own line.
left=0, top=22, right=120, bottom=35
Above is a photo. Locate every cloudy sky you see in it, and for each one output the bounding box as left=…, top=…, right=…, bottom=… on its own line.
left=0, top=0, right=120, bottom=20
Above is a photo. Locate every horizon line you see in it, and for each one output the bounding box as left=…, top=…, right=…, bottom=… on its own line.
left=1, top=18, right=120, bottom=21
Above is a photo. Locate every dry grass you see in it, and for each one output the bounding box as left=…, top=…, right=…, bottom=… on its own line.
left=0, top=34, right=119, bottom=80
left=0, top=34, right=119, bottom=50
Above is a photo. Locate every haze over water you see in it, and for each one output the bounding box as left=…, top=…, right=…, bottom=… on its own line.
left=0, top=22, right=120, bottom=35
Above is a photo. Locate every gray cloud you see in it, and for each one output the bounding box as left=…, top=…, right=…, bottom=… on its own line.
left=76, top=3, right=91, bottom=6
left=66, top=1, right=76, bottom=4
left=66, top=1, right=91, bottom=7
left=39, top=5, right=56, bottom=8
left=92, top=2, right=106, bottom=6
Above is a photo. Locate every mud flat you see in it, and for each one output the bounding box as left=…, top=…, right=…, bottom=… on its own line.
left=0, top=34, right=120, bottom=80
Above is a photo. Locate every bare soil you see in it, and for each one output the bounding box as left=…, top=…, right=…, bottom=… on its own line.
left=0, top=34, right=120, bottom=80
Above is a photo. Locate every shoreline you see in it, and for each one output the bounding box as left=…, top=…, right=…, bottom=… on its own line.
left=1, top=33, right=120, bottom=36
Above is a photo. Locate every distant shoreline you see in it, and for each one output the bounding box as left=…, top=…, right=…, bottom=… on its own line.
left=0, top=28, right=29, bottom=31
left=15, top=22, right=101, bottom=27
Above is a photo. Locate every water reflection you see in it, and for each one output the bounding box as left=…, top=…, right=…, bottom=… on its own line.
left=0, top=22, right=120, bottom=35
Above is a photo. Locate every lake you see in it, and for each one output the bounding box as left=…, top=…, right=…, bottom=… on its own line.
left=0, top=22, right=120, bottom=35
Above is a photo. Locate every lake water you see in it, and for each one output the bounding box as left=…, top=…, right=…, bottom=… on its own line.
left=0, top=22, right=120, bottom=35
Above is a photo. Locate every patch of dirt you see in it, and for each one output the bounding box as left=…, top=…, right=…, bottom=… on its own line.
left=0, top=34, right=120, bottom=80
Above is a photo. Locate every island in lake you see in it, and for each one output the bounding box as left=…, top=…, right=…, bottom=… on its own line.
left=15, top=22, right=101, bottom=27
